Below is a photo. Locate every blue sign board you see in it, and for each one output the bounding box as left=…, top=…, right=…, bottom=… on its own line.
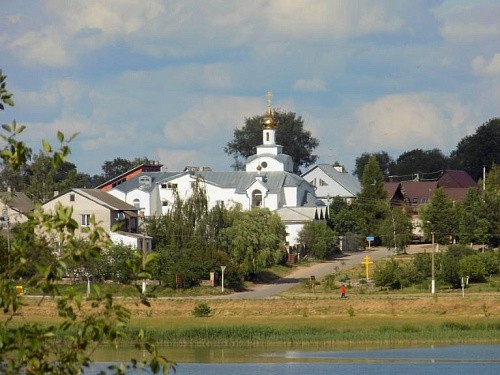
left=366, top=236, right=375, bottom=241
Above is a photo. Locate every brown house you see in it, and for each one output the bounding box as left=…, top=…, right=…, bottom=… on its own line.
left=384, top=170, right=479, bottom=241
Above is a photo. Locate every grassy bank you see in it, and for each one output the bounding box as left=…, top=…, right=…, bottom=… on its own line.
left=10, top=293, right=500, bottom=347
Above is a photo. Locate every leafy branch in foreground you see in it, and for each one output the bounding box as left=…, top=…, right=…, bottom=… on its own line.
left=0, top=69, right=174, bottom=374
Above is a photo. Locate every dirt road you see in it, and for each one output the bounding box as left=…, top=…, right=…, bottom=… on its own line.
left=214, top=247, right=394, bottom=300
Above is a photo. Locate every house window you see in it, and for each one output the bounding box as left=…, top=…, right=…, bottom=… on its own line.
left=252, top=189, right=262, bottom=207
left=81, top=214, right=90, bottom=227
left=266, top=132, right=270, bottom=142
left=161, top=183, right=167, bottom=189
left=412, top=198, right=418, bottom=204
left=133, top=198, right=141, bottom=209
left=167, top=183, right=177, bottom=189
left=162, top=201, right=168, bottom=207
left=420, top=197, right=427, bottom=204
left=139, top=176, right=151, bottom=184
left=70, top=194, right=75, bottom=202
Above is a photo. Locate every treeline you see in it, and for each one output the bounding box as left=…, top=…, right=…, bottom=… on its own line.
left=0, top=154, right=151, bottom=202
left=353, top=118, right=500, bottom=181
left=300, top=158, right=500, bottom=259
left=374, top=245, right=500, bottom=290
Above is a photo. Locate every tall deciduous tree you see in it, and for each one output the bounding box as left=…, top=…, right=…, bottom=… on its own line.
left=0, top=69, right=171, bottom=374
left=454, top=188, right=487, bottom=245
left=225, top=110, right=319, bottom=174
left=420, top=188, right=457, bottom=244
left=225, top=208, right=286, bottom=277
left=391, top=148, right=450, bottom=179
left=353, top=151, right=394, bottom=180
left=450, top=118, right=500, bottom=180
left=298, top=220, right=338, bottom=259
left=378, top=207, right=412, bottom=253
left=356, top=155, right=388, bottom=239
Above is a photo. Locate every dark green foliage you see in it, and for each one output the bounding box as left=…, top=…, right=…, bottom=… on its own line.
left=412, top=253, right=432, bottom=278
left=298, top=220, right=338, bottom=259
left=455, top=188, right=488, bottom=245
left=354, top=151, right=394, bottom=180
left=225, top=110, right=319, bottom=174
left=391, top=148, right=450, bottom=178
left=225, top=208, right=287, bottom=277
left=192, top=302, right=212, bottom=317
left=378, top=207, right=412, bottom=253
left=420, top=188, right=456, bottom=244
left=450, top=118, right=500, bottom=180
left=0, top=71, right=172, bottom=374
left=373, top=258, right=422, bottom=290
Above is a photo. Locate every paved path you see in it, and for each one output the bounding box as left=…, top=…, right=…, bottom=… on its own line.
left=212, top=247, right=393, bottom=300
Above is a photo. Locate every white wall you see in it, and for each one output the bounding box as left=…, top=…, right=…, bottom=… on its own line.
left=303, top=168, right=352, bottom=199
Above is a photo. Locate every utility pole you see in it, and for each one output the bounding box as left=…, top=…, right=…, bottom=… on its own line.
left=431, top=231, right=435, bottom=294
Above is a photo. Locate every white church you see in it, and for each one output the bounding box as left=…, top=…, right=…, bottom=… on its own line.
left=101, top=95, right=341, bottom=246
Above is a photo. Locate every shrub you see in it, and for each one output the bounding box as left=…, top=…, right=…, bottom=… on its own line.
left=193, top=303, right=212, bottom=317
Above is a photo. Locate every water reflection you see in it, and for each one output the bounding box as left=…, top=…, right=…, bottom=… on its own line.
left=89, top=344, right=500, bottom=374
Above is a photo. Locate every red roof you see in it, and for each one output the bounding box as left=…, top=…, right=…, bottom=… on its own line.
left=97, top=163, right=163, bottom=192
left=438, top=170, right=478, bottom=188
left=400, top=181, right=438, bottom=205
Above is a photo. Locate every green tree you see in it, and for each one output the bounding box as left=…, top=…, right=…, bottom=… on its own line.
left=225, top=208, right=286, bottom=277
left=0, top=69, right=171, bottom=374
left=224, top=110, right=319, bottom=174
left=420, top=188, right=456, bottom=244
left=100, top=157, right=150, bottom=181
left=298, top=220, right=338, bottom=259
left=484, top=162, right=500, bottom=194
left=450, top=118, right=500, bottom=180
left=440, top=245, right=474, bottom=288
left=391, top=148, right=450, bottom=179
left=356, top=155, right=388, bottom=239
left=353, top=151, right=394, bottom=180
left=454, top=188, right=486, bottom=245
left=373, top=258, right=421, bottom=289
left=378, top=207, right=412, bottom=253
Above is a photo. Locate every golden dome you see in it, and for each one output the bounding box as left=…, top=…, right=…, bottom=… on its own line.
left=262, top=91, right=278, bottom=129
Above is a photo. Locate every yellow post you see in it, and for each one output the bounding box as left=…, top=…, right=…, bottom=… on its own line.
left=361, top=255, right=374, bottom=280
left=16, top=285, right=24, bottom=296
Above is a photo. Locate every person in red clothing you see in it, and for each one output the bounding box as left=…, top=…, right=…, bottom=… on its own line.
left=340, top=284, right=346, bottom=298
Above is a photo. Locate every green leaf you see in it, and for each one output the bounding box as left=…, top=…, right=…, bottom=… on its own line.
left=42, top=139, right=52, bottom=153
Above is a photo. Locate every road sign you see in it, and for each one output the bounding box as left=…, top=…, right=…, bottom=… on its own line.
left=366, top=236, right=374, bottom=241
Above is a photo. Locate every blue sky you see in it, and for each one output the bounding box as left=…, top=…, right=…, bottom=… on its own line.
left=1, top=0, right=499, bottom=175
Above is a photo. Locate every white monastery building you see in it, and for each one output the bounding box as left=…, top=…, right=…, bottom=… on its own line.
left=103, top=94, right=354, bottom=246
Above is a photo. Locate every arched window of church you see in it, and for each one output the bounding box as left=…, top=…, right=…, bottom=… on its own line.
left=266, top=132, right=269, bottom=142
left=252, top=190, right=262, bottom=207
left=133, top=198, right=140, bottom=209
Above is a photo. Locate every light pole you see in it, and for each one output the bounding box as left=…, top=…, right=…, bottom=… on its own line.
left=390, top=209, right=397, bottom=253
left=2, top=207, right=10, bottom=267
left=86, top=273, right=91, bottom=298
left=220, top=266, right=226, bottom=293
left=431, top=231, right=435, bottom=294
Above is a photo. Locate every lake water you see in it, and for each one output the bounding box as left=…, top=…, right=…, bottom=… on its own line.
left=89, top=344, right=500, bottom=374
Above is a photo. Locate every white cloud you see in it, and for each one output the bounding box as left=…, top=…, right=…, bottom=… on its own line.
left=434, top=1, right=500, bottom=41
left=345, top=94, right=470, bottom=154
left=157, top=149, right=205, bottom=171
left=163, top=96, right=262, bottom=146
left=293, top=78, right=326, bottom=92
left=266, top=0, right=404, bottom=38
left=10, top=28, right=71, bottom=67
left=472, top=54, right=500, bottom=76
